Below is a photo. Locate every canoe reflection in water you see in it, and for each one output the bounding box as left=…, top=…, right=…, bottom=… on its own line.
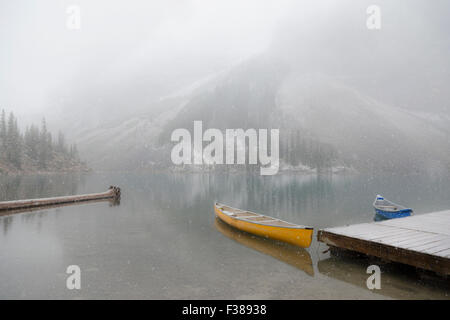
left=214, top=218, right=314, bottom=276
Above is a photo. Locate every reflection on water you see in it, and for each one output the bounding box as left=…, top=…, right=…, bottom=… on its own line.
left=0, top=171, right=449, bottom=299
left=318, top=252, right=450, bottom=299
left=0, top=174, right=86, bottom=201
left=215, top=218, right=314, bottom=276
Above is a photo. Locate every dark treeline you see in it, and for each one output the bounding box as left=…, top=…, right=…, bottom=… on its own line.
left=280, top=129, right=339, bottom=171
left=0, top=110, right=80, bottom=171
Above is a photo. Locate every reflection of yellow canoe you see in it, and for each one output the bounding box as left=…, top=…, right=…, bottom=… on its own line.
left=214, top=202, right=313, bottom=248
left=215, top=218, right=314, bottom=276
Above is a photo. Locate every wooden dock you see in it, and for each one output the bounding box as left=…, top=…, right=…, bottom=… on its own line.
left=317, top=210, right=450, bottom=276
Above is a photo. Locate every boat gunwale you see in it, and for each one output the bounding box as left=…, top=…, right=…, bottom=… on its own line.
left=215, top=202, right=313, bottom=230
left=372, top=197, right=412, bottom=213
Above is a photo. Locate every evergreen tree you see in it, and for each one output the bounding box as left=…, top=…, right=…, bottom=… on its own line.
left=70, top=143, right=79, bottom=160
left=14, top=117, right=22, bottom=168
left=5, top=113, right=21, bottom=168
left=47, top=132, right=53, bottom=155
left=24, top=124, right=40, bottom=160
left=0, top=109, right=6, bottom=159
left=38, top=118, right=50, bottom=168
left=1, top=111, right=82, bottom=171
left=6, top=112, right=15, bottom=163
left=57, top=131, right=68, bottom=154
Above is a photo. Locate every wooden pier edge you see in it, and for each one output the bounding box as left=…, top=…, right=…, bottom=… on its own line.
left=317, top=229, right=450, bottom=276
left=0, top=186, right=121, bottom=213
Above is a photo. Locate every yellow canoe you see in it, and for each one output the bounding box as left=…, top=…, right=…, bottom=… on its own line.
left=214, top=202, right=314, bottom=248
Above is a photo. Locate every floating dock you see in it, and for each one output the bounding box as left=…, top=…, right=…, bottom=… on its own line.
left=0, top=186, right=121, bottom=215
left=317, top=210, right=450, bottom=276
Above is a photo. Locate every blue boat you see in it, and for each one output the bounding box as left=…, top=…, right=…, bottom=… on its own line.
left=373, top=195, right=413, bottom=220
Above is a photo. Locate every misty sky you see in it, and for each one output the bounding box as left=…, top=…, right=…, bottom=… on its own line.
left=1, top=0, right=449, bottom=130
left=0, top=0, right=290, bottom=119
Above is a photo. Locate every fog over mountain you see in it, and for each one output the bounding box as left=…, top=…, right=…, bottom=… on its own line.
left=2, top=0, right=449, bottom=173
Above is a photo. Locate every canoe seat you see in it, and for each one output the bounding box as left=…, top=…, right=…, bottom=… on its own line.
left=245, top=216, right=276, bottom=222
left=253, top=219, right=277, bottom=223
left=236, top=215, right=261, bottom=219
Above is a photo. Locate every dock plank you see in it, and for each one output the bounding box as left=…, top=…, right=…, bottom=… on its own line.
left=435, top=248, right=450, bottom=258
left=366, top=230, right=422, bottom=242
left=388, top=233, right=444, bottom=246
left=317, top=210, right=450, bottom=275
left=407, top=239, right=450, bottom=252
left=423, top=243, right=450, bottom=255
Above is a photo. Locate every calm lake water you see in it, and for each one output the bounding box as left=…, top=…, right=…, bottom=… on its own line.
left=0, top=172, right=449, bottom=299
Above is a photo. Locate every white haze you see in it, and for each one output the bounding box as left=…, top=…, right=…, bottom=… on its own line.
left=0, top=0, right=291, bottom=124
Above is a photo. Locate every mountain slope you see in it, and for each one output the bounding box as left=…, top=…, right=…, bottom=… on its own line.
left=77, top=56, right=450, bottom=172
left=75, top=1, right=450, bottom=172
